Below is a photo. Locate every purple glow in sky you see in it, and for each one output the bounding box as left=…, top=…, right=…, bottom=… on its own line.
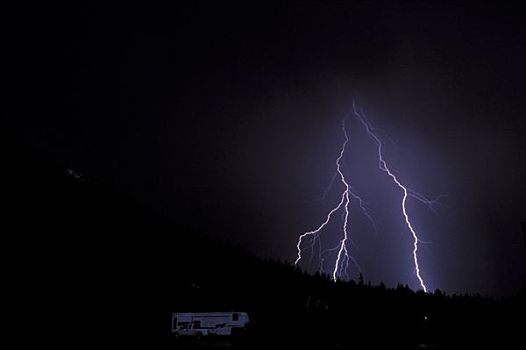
left=8, top=2, right=525, bottom=296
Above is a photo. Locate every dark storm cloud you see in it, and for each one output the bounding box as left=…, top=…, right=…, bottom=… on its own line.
left=6, top=2, right=525, bottom=295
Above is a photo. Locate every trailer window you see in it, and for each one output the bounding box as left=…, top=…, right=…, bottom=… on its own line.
left=193, top=321, right=201, bottom=329
left=232, top=313, right=239, bottom=321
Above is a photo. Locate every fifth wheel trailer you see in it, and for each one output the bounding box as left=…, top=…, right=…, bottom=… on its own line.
left=171, top=312, right=249, bottom=337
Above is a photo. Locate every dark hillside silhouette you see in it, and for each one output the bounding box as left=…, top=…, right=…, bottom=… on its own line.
left=4, top=138, right=524, bottom=349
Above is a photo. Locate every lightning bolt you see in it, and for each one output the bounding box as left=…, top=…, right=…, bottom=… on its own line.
left=353, top=100, right=430, bottom=292
left=295, top=118, right=354, bottom=281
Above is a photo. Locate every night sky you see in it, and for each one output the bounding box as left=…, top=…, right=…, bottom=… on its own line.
left=6, top=2, right=526, bottom=296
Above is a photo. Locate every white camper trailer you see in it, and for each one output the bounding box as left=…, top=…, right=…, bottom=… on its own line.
left=171, top=312, right=249, bottom=337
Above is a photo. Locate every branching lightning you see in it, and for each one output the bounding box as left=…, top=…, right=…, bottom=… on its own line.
left=295, top=119, right=355, bottom=281
left=294, top=101, right=442, bottom=291
left=349, top=187, right=378, bottom=234
left=353, top=100, right=431, bottom=292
